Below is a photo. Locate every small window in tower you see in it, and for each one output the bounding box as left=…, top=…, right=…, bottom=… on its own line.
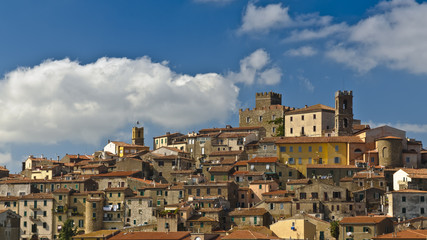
left=313, top=126, right=316, bottom=132
left=343, top=100, right=347, bottom=110
left=313, top=114, right=316, bottom=119
left=259, top=116, right=263, bottom=122
left=272, top=115, right=276, bottom=120
left=344, top=118, right=348, bottom=128
left=290, top=116, right=293, bottom=122
left=246, top=117, right=251, bottom=123
left=302, top=115, right=304, bottom=121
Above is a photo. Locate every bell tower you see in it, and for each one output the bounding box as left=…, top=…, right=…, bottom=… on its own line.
left=132, top=127, right=144, bottom=145
left=335, top=90, right=353, bottom=136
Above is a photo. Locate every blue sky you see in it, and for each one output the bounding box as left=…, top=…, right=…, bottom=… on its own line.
left=0, top=0, right=426, bottom=173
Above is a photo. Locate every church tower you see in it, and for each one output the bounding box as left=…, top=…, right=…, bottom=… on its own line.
left=335, top=90, right=353, bottom=136
left=132, top=127, right=144, bottom=145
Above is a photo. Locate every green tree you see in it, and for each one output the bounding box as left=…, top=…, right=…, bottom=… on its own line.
left=59, top=219, right=77, bottom=240
left=268, top=117, right=284, bottom=136
left=330, top=220, right=340, bottom=239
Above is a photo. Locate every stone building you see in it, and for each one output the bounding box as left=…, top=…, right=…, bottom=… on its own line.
left=229, top=208, right=271, bottom=227
left=335, top=90, right=354, bottom=136
left=0, top=209, right=20, bottom=240
left=19, top=193, right=54, bottom=240
left=125, top=196, right=155, bottom=227
left=184, top=182, right=239, bottom=209
left=387, top=189, right=427, bottom=220
left=239, top=92, right=292, bottom=137
left=270, top=213, right=331, bottom=240
left=285, top=104, right=335, bottom=137
left=339, top=216, right=394, bottom=240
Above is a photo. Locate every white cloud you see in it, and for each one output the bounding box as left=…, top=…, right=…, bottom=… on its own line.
left=284, top=23, right=348, bottom=42
left=326, top=0, right=427, bottom=74
left=298, top=76, right=314, bottom=92
left=285, top=46, right=318, bottom=57
left=239, top=3, right=333, bottom=34
left=0, top=57, right=240, bottom=145
left=227, top=49, right=282, bottom=85
left=239, top=3, right=292, bottom=33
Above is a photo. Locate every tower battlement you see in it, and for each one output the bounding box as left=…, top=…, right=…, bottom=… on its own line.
left=335, top=90, right=353, bottom=97
left=255, top=91, right=282, bottom=108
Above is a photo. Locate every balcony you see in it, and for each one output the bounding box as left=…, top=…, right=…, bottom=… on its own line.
left=30, top=205, right=40, bottom=210
left=30, top=215, right=41, bottom=221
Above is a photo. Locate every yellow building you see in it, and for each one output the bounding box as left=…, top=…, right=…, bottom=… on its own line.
left=276, top=136, right=365, bottom=176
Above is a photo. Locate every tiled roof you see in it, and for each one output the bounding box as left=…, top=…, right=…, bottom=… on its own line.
left=209, top=165, right=234, bottom=173
left=105, top=187, right=130, bottom=192
left=377, top=136, right=402, bottom=140
left=287, top=104, right=334, bottom=114
left=287, top=179, right=311, bottom=185
left=0, top=196, right=20, bottom=201
left=0, top=166, right=9, bottom=171
left=234, top=161, right=249, bottom=166
left=276, top=136, right=363, bottom=144
left=340, top=216, right=389, bottom=224
left=187, top=215, right=218, bottom=222
left=259, top=137, right=281, bottom=143
left=72, top=230, right=119, bottom=239
left=139, top=184, right=170, bottom=190
left=221, top=158, right=237, bottom=165
left=229, top=208, right=267, bottom=216
left=199, top=126, right=264, bottom=133
left=306, top=164, right=359, bottom=169
left=261, top=190, right=290, bottom=196
left=154, top=132, right=183, bottom=138
left=53, top=188, right=72, bottom=193
left=218, top=132, right=252, bottom=138
left=80, top=164, right=105, bottom=169
left=109, top=231, right=191, bottom=240
left=353, top=172, right=384, bottom=179
left=250, top=180, right=277, bottom=184
left=127, top=177, right=154, bottom=185
left=21, top=193, right=54, bottom=200
left=391, top=189, right=427, bottom=193
left=247, top=157, right=278, bottom=163
left=373, top=229, right=427, bottom=239
left=222, top=230, right=278, bottom=239
left=93, top=171, right=140, bottom=178
left=199, top=208, right=224, bottom=212
left=233, top=171, right=264, bottom=176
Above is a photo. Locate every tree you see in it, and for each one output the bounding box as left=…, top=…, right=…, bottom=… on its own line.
left=268, top=117, right=284, bottom=136
left=330, top=220, right=340, bottom=239
left=59, top=219, right=77, bottom=240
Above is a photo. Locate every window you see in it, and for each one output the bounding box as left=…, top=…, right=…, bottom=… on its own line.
left=93, top=213, right=96, bottom=218
left=246, top=117, right=250, bottom=123
left=270, top=203, right=274, bottom=210
left=346, top=226, right=353, bottom=232
left=422, top=208, right=425, bottom=214
left=301, top=127, right=304, bottom=135
left=298, top=158, right=302, bottom=165
left=313, top=126, right=316, bottom=132
left=43, top=211, right=47, bottom=217
left=406, top=157, right=410, bottom=163
left=263, top=145, right=267, bottom=150
left=290, top=116, right=293, bottom=121
left=59, top=195, right=62, bottom=201
left=402, top=196, right=406, bottom=202
left=92, top=203, right=96, bottom=208
left=290, top=128, right=293, bottom=134
left=318, top=158, right=323, bottom=164
left=24, top=211, right=27, bottom=217
left=363, top=227, right=369, bottom=233
left=300, top=192, right=307, bottom=199
left=334, top=157, right=340, bottom=164
left=218, top=189, right=222, bottom=195
left=302, top=115, right=304, bottom=121
left=73, top=198, right=77, bottom=203
left=259, top=116, right=263, bottom=122
left=158, top=161, right=164, bottom=166
left=24, top=221, right=27, bottom=227
left=43, top=200, right=47, bottom=206
left=335, top=145, right=339, bottom=152
left=402, top=208, right=406, bottom=213
left=371, top=157, right=375, bottom=163
left=289, top=146, right=293, bottom=152
left=272, top=127, right=276, bottom=133
left=259, top=185, right=262, bottom=189
left=311, top=192, right=319, bottom=199
left=288, top=158, right=295, bottom=164
left=313, top=114, right=316, bottom=119
left=298, top=146, right=302, bottom=152
left=280, top=147, right=286, bottom=152
left=421, top=196, right=425, bottom=202
left=308, top=158, right=312, bottom=164
left=319, top=146, right=322, bottom=152
left=242, top=217, right=246, bottom=222
left=24, top=200, right=27, bottom=206
left=289, top=171, right=293, bottom=177
left=333, top=192, right=341, bottom=199
left=109, top=193, right=112, bottom=197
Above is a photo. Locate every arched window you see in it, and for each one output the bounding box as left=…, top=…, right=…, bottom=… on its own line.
left=354, top=149, right=362, bottom=153
left=382, top=147, right=388, bottom=158
left=343, top=100, right=348, bottom=110
left=344, top=118, right=348, bottom=128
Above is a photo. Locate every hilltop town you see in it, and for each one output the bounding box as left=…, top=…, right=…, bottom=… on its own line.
left=1, top=91, right=426, bottom=240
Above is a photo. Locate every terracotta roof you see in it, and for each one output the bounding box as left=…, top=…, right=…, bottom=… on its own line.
left=340, top=177, right=353, bottom=182
left=262, top=190, right=291, bottom=196
left=199, top=208, right=224, bottom=212
left=21, top=193, right=54, bottom=200
left=377, top=136, right=402, bottom=140
left=276, top=136, right=363, bottom=144
left=234, top=161, right=249, bottom=166
left=287, top=104, right=334, bottom=114
left=287, top=179, right=311, bottom=185
left=250, top=180, right=276, bottom=184
left=0, top=166, right=9, bottom=171
left=0, top=196, right=20, bottom=201
left=154, top=132, right=183, bottom=138
left=306, top=164, right=359, bottom=169
left=80, top=164, right=105, bottom=169
left=170, top=170, right=194, bottom=174
left=353, top=124, right=371, bottom=131
left=259, top=137, right=281, bottom=143
left=93, top=171, right=140, bottom=178
left=127, top=177, right=154, bottom=185
left=222, top=230, right=278, bottom=239
left=209, top=165, right=234, bottom=173
left=209, top=151, right=243, bottom=156
left=373, top=229, right=427, bottom=239
left=221, top=158, right=237, bottom=165
left=72, top=230, right=119, bottom=239
left=218, top=132, right=252, bottom=138
left=340, top=216, right=390, bottom=224
left=111, top=141, right=149, bottom=148
left=229, top=208, right=267, bottom=216
left=139, top=184, right=170, bottom=190
left=199, top=126, right=264, bottom=133
left=105, top=187, right=130, bottom=192
left=53, top=188, right=72, bottom=193
left=391, top=189, right=427, bottom=193
left=353, top=172, right=384, bottom=179
left=247, top=157, right=278, bottom=163
left=187, top=215, right=218, bottom=222
left=233, top=171, right=264, bottom=176
left=109, top=231, right=191, bottom=240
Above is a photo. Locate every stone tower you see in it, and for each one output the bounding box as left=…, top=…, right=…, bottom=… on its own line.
left=334, top=90, right=353, bottom=136
left=132, top=127, right=144, bottom=145
left=255, top=92, right=282, bottom=108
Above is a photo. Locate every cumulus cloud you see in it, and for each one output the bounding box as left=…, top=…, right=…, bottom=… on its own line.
left=325, top=0, right=427, bottom=74
left=0, top=151, right=12, bottom=165
left=239, top=2, right=332, bottom=34
left=285, top=46, right=318, bottom=57
left=298, top=76, right=315, bottom=92
left=0, top=57, right=241, bottom=145
left=284, top=23, right=348, bottom=42
left=227, top=49, right=282, bottom=85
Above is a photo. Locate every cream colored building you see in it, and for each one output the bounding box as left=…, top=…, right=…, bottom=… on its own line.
left=270, top=217, right=316, bottom=240
left=19, top=193, right=54, bottom=240
left=125, top=196, right=155, bottom=227
left=285, top=104, right=335, bottom=137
